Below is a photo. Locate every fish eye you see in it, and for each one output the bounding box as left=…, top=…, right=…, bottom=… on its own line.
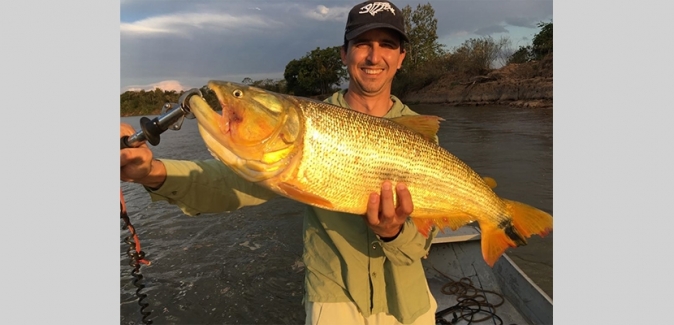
left=233, top=89, right=244, bottom=98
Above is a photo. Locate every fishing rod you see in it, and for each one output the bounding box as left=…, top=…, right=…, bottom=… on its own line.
left=120, top=88, right=202, bottom=324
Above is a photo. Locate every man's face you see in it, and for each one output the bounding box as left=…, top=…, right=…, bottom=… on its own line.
left=341, top=28, right=406, bottom=97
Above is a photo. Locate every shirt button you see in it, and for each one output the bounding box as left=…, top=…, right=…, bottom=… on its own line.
left=372, top=244, right=377, bottom=250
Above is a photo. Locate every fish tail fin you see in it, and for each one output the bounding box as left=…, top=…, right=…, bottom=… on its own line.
left=481, top=199, right=553, bottom=267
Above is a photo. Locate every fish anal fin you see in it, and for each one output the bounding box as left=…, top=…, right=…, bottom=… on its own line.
left=389, top=115, right=444, bottom=142
left=277, top=182, right=334, bottom=210
left=411, top=212, right=476, bottom=237
left=412, top=218, right=434, bottom=237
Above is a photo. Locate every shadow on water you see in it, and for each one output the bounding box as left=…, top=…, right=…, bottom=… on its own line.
left=120, top=104, right=552, bottom=324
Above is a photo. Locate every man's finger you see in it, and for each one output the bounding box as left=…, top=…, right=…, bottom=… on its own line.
left=365, top=192, right=380, bottom=225
left=120, top=123, right=136, bottom=137
left=395, top=182, right=413, bottom=217
left=380, top=181, right=395, bottom=218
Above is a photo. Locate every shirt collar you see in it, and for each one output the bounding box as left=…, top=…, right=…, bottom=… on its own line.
left=326, top=89, right=406, bottom=118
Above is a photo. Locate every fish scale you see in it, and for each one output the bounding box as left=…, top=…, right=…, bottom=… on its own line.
left=294, top=100, right=491, bottom=219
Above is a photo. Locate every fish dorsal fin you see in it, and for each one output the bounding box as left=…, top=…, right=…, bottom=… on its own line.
left=389, top=115, right=444, bottom=142
left=482, top=176, right=497, bottom=189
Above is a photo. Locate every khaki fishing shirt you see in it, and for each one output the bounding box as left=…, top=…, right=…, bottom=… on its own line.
left=146, top=90, right=438, bottom=324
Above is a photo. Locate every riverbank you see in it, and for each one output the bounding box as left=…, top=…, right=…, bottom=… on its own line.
left=403, top=53, right=553, bottom=109
left=120, top=54, right=553, bottom=117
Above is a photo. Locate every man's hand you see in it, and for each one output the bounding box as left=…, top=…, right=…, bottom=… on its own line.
left=120, top=123, right=166, bottom=188
left=364, top=181, right=413, bottom=240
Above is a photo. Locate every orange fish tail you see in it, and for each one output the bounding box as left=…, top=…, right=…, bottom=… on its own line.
left=481, top=199, right=553, bottom=267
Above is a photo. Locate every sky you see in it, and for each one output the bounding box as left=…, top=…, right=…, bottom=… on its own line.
left=120, top=0, right=553, bottom=93
left=6, top=1, right=674, bottom=323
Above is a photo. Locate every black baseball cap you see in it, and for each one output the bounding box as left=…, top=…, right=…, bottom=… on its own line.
left=344, top=1, right=409, bottom=43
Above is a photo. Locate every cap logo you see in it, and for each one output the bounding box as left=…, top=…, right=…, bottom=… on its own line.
left=359, top=2, right=396, bottom=16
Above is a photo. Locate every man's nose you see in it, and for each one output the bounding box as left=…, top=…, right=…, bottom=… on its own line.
left=367, top=44, right=382, bottom=65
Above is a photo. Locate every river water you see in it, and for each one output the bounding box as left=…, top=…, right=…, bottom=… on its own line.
left=120, top=104, right=552, bottom=325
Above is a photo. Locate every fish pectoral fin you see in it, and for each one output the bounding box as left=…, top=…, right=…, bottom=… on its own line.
left=277, top=182, right=334, bottom=210
left=389, top=115, right=444, bottom=142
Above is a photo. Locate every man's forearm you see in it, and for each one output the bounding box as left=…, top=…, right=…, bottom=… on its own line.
left=139, top=159, right=167, bottom=190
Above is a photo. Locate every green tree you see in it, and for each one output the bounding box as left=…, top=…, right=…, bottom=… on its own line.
left=284, top=46, right=346, bottom=96
left=531, top=21, right=553, bottom=60
left=401, top=3, right=445, bottom=69
left=507, top=21, right=552, bottom=64
left=447, top=36, right=506, bottom=74
left=120, top=88, right=183, bottom=116
left=251, top=78, right=287, bottom=93
left=393, top=3, right=446, bottom=96
left=508, top=45, right=534, bottom=64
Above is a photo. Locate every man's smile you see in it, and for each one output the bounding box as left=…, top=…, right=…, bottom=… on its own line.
left=361, top=67, right=385, bottom=75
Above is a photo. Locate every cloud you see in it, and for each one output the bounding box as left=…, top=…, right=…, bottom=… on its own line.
left=121, top=12, right=281, bottom=38
left=504, top=17, right=539, bottom=29
left=120, top=0, right=553, bottom=92
left=474, top=25, right=509, bottom=36
left=122, top=80, right=191, bottom=93
left=301, top=5, right=350, bottom=21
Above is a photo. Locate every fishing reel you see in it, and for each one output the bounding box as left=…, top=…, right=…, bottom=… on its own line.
left=121, top=88, right=202, bottom=149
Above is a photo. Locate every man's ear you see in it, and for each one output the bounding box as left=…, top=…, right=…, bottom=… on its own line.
left=398, top=49, right=406, bottom=69
left=340, top=46, right=347, bottom=64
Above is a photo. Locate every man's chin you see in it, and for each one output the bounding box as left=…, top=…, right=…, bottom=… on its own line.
left=354, top=81, right=386, bottom=95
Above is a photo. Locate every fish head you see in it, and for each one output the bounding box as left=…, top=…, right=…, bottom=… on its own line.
left=188, top=80, right=302, bottom=182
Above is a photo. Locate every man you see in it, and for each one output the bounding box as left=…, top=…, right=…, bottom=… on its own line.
left=120, top=1, right=438, bottom=324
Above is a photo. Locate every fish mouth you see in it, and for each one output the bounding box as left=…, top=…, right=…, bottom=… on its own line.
left=189, top=88, right=226, bottom=141
left=189, top=81, right=244, bottom=150
left=188, top=86, right=242, bottom=165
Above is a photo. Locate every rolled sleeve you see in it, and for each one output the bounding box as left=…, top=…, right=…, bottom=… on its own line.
left=146, top=159, right=278, bottom=216
left=378, top=219, right=438, bottom=266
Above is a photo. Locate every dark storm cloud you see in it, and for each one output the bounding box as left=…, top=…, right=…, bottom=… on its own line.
left=120, top=0, right=552, bottom=91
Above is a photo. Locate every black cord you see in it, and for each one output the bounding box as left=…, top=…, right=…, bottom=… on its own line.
left=435, top=298, right=504, bottom=325
left=121, top=197, right=153, bottom=325
left=431, top=264, right=514, bottom=325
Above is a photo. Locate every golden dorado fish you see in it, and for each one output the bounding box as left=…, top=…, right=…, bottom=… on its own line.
left=188, top=80, right=552, bottom=267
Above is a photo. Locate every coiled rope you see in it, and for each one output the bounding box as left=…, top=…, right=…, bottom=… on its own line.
left=432, top=265, right=509, bottom=325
